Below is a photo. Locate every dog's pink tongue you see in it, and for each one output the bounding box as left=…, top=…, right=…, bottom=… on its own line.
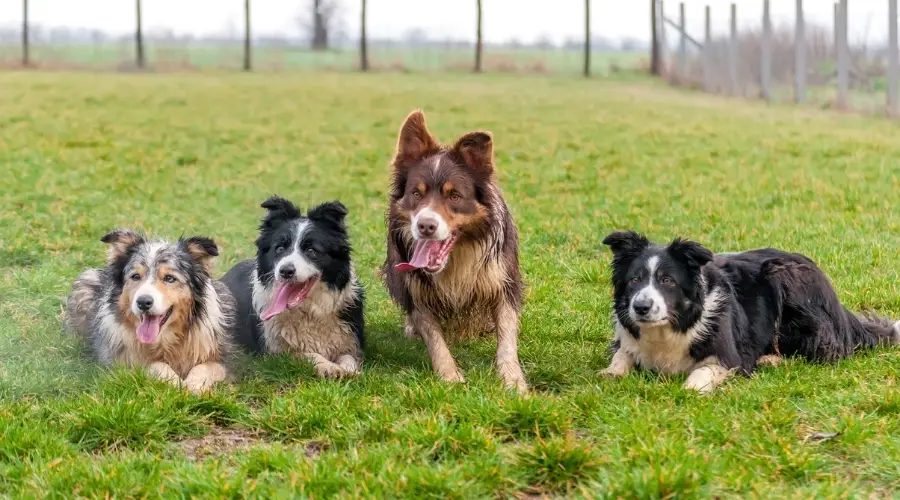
left=136, top=315, right=162, bottom=344
left=261, top=282, right=293, bottom=321
left=395, top=240, right=443, bottom=272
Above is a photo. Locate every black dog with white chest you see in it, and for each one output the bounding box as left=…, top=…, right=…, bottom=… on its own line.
left=601, top=231, right=900, bottom=393
left=221, top=196, right=364, bottom=379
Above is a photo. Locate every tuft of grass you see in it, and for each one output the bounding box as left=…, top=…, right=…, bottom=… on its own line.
left=517, top=435, right=602, bottom=493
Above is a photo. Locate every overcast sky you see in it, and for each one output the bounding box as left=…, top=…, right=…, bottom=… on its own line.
left=0, top=1, right=893, bottom=43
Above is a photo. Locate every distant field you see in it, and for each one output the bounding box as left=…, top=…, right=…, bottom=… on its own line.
left=1, top=71, right=900, bottom=497
left=0, top=43, right=644, bottom=74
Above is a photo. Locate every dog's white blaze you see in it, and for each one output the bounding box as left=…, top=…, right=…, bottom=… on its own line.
left=411, top=206, right=450, bottom=240
left=274, top=221, right=319, bottom=282
left=132, top=281, right=165, bottom=316
left=630, top=255, right=668, bottom=323
left=616, top=285, right=725, bottom=374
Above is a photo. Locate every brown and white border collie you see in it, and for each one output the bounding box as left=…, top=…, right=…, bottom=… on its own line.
left=383, top=110, right=527, bottom=393
left=65, top=229, right=235, bottom=394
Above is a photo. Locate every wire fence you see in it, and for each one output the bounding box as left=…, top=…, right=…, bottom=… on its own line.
left=0, top=0, right=647, bottom=76
left=659, top=0, right=900, bottom=117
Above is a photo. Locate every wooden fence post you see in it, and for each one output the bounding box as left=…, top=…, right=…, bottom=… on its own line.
left=584, top=0, right=591, bottom=77
left=761, top=0, right=772, bottom=101
left=678, top=2, right=686, bottom=82
left=659, top=0, right=668, bottom=77
left=22, top=0, right=29, bottom=67
left=730, top=3, right=738, bottom=96
left=474, top=0, right=483, bottom=73
left=888, top=0, right=898, bottom=117
left=360, top=0, right=369, bottom=71
left=703, top=5, right=713, bottom=92
left=794, top=0, right=805, bottom=103
left=244, top=0, right=251, bottom=71
left=135, top=0, right=145, bottom=69
left=836, top=0, right=848, bottom=109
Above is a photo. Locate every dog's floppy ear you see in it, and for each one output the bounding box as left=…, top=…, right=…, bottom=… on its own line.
left=602, top=231, right=650, bottom=257
left=259, top=195, right=302, bottom=229
left=100, top=228, right=143, bottom=264
left=181, top=236, right=219, bottom=272
left=667, top=237, right=714, bottom=270
left=453, top=131, right=493, bottom=172
left=307, top=201, right=348, bottom=230
left=394, top=109, right=440, bottom=169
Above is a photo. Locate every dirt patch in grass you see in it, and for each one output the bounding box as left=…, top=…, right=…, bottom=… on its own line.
left=180, top=427, right=263, bottom=460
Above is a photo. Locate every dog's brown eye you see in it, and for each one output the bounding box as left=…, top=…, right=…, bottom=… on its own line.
left=630, top=276, right=641, bottom=284
left=449, top=193, right=461, bottom=203
left=275, top=245, right=285, bottom=254
left=305, top=248, right=318, bottom=257
left=660, top=276, right=675, bottom=286
left=163, top=275, right=176, bottom=284
left=412, top=191, right=422, bottom=200
left=130, top=273, right=141, bottom=282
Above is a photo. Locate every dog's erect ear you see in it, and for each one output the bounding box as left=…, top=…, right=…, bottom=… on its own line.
left=259, top=196, right=302, bottom=229
left=453, top=131, right=494, bottom=171
left=667, top=238, right=714, bottom=269
left=602, top=231, right=650, bottom=257
left=181, top=236, right=219, bottom=272
left=307, top=201, right=348, bottom=229
left=394, top=109, right=440, bottom=168
left=100, top=229, right=143, bottom=264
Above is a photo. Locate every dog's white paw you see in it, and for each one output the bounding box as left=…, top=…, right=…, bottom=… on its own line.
left=600, top=366, right=629, bottom=378
left=183, top=373, right=216, bottom=395
left=684, top=365, right=733, bottom=394
left=498, top=361, right=528, bottom=395
left=147, top=362, right=181, bottom=387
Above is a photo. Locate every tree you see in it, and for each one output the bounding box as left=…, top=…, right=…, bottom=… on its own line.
left=300, top=0, right=340, bottom=50
left=136, top=0, right=145, bottom=68
left=22, top=0, right=29, bottom=67
left=584, top=0, right=590, bottom=77
left=244, top=0, right=251, bottom=71
left=474, top=0, right=483, bottom=72
left=650, top=0, right=660, bottom=75
left=360, top=0, right=369, bottom=71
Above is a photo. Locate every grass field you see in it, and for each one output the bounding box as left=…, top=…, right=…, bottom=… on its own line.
left=0, top=43, right=644, bottom=75
left=1, top=70, right=900, bottom=498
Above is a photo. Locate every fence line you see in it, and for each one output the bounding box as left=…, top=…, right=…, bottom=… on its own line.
left=660, top=0, right=900, bottom=119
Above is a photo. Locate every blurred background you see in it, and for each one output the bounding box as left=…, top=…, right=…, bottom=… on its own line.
left=0, top=1, right=897, bottom=115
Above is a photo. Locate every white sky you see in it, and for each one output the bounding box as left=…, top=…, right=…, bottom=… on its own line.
left=0, top=1, right=893, bottom=43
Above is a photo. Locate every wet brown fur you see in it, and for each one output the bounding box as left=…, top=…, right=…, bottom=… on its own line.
left=382, top=110, right=527, bottom=392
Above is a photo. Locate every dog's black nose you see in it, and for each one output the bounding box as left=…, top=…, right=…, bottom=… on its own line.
left=417, top=217, right=438, bottom=238
left=279, top=264, right=296, bottom=280
left=633, top=300, right=652, bottom=316
left=136, top=295, right=154, bottom=312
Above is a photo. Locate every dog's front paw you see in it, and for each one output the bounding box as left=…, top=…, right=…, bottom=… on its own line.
left=315, top=364, right=351, bottom=380
left=600, top=366, right=629, bottom=378
left=147, top=362, right=182, bottom=387
left=684, top=365, right=733, bottom=394
left=337, top=356, right=361, bottom=377
left=183, top=373, right=217, bottom=395
left=439, top=368, right=466, bottom=384
left=498, top=362, right=528, bottom=395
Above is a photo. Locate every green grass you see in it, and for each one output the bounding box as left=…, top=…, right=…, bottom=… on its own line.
left=1, top=70, right=900, bottom=497
left=0, top=43, right=643, bottom=75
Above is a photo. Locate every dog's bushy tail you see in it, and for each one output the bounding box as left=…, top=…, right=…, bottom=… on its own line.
left=855, top=312, right=900, bottom=348
left=64, top=268, right=104, bottom=337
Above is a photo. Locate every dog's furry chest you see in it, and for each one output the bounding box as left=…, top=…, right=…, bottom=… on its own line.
left=409, top=245, right=507, bottom=339
left=252, top=273, right=360, bottom=361
left=616, top=321, right=700, bottom=374
left=260, top=309, right=358, bottom=360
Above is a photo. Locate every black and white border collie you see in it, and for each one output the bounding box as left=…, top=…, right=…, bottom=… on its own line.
left=65, top=229, right=236, bottom=394
left=221, top=196, right=364, bottom=379
left=601, top=231, right=900, bottom=393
